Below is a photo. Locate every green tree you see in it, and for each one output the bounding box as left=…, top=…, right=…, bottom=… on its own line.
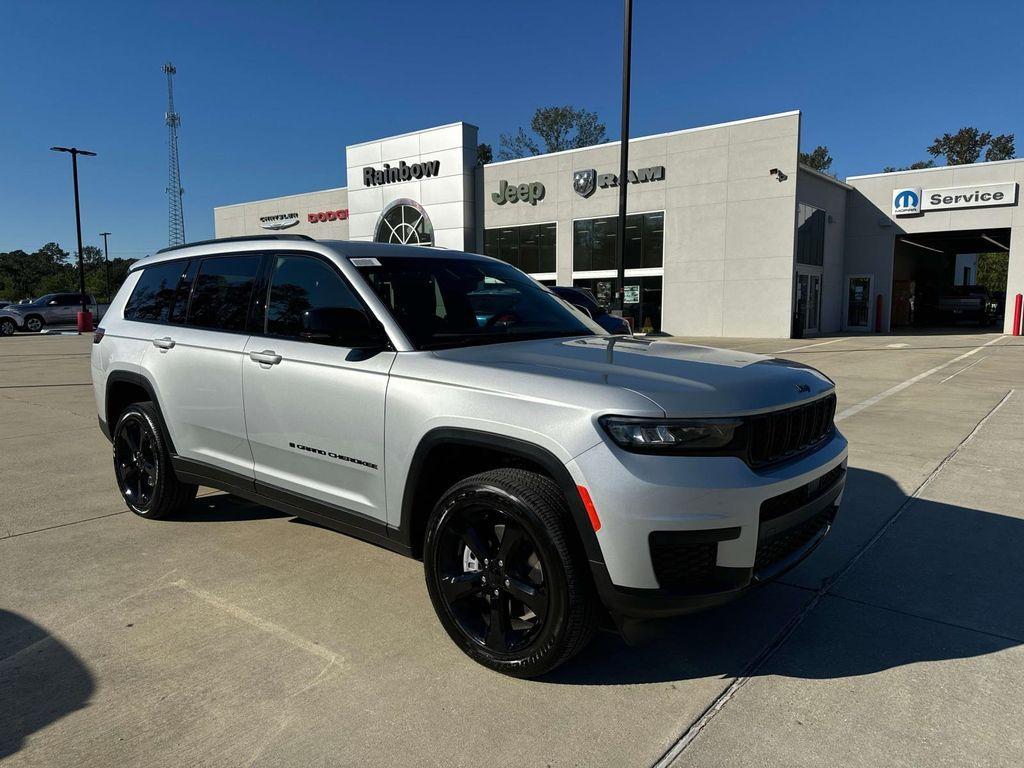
left=927, top=127, right=1016, bottom=165
left=975, top=252, right=1008, bottom=293
left=799, top=145, right=833, bottom=174
left=882, top=159, right=936, bottom=173
left=476, top=142, right=493, bottom=166
left=985, top=134, right=1016, bottom=161
left=498, top=106, right=607, bottom=160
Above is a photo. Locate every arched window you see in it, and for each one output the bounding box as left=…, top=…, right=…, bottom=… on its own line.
left=374, top=200, right=434, bottom=246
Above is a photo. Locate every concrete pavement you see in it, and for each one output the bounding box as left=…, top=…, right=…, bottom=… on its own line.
left=1, top=330, right=1022, bottom=767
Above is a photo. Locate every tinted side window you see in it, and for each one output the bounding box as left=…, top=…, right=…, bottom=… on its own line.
left=124, top=262, right=187, bottom=323
left=265, top=255, right=362, bottom=341
left=187, top=255, right=261, bottom=332
left=169, top=260, right=198, bottom=325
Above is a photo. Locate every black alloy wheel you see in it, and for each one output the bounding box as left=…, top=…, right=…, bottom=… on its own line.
left=435, top=504, right=550, bottom=654
left=112, top=402, right=197, bottom=519
left=424, top=468, right=597, bottom=677
left=114, top=412, right=159, bottom=512
left=0, top=318, right=15, bottom=336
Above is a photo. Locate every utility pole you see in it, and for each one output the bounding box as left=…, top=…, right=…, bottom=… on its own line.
left=613, top=0, right=633, bottom=318
left=50, top=146, right=96, bottom=326
left=100, top=232, right=112, bottom=302
left=163, top=62, right=185, bottom=246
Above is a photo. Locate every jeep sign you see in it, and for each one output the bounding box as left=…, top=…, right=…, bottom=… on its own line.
left=492, top=180, right=545, bottom=206
left=893, top=182, right=1018, bottom=216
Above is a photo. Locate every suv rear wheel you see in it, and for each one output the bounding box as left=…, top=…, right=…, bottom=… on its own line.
left=423, top=468, right=598, bottom=678
left=113, top=402, right=197, bottom=519
left=24, top=315, right=44, bottom=333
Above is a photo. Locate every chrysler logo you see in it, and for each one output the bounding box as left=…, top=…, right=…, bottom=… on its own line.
left=259, top=212, right=299, bottom=230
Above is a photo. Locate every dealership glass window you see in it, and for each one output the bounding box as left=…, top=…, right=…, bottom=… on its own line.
left=573, top=275, right=663, bottom=333
left=574, top=212, right=663, bottom=271
left=483, top=223, right=556, bottom=274
left=796, top=204, right=826, bottom=267
left=375, top=201, right=434, bottom=246
left=124, top=260, right=189, bottom=323
left=187, top=255, right=261, bottom=332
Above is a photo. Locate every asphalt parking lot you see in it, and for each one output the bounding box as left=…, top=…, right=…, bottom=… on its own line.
left=2, top=330, right=1022, bottom=767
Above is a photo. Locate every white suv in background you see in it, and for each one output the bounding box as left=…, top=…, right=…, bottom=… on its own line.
left=91, top=235, right=847, bottom=677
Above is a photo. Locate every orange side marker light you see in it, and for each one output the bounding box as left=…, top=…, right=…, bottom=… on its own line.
left=577, top=486, right=601, bottom=532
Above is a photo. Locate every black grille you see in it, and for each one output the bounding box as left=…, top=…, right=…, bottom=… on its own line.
left=755, top=509, right=832, bottom=574
left=649, top=536, right=718, bottom=591
left=760, top=464, right=845, bottom=522
left=747, top=393, right=836, bottom=467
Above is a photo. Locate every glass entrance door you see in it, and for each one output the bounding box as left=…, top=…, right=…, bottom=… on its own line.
left=846, top=275, right=873, bottom=330
left=795, top=271, right=821, bottom=334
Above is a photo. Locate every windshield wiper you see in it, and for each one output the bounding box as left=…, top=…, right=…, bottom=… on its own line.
left=419, top=330, right=592, bottom=351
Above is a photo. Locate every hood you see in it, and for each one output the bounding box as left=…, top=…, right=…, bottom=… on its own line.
left=433, top=336, right=834, bottom=417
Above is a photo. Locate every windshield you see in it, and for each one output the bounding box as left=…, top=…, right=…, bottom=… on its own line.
left=353, top=256, right=604, bottom=350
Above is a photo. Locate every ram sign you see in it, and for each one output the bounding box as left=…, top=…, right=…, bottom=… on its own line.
left=892, top=182, right=1018, bottom=216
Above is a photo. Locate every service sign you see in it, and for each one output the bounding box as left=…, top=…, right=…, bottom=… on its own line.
left=892, top=182, right=1018, bottom=216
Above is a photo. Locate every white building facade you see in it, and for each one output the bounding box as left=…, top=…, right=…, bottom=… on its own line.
left=215, top=111, right=1022, bottom=337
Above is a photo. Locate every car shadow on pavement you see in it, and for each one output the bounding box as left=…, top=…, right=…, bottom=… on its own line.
left=0, top=610, right=94, bottom=759
left=174, top=492, right=290, bottom=523
left=545, top=467, right=1024, bottom=686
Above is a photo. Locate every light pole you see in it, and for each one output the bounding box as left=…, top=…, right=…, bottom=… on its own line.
left=51, top=146, right=97, bottom=330
left=613, top=0, right=633, bottom=320
left=99, top=232, right=112, bottom=302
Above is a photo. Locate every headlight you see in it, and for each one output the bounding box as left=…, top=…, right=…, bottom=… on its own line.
left=599, top=416, right=743, bottom=454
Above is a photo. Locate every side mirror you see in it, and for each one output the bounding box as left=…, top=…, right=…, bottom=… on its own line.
left=301, top=307, right=384, bottom=348
left=570, top=302, right=594, bottom=319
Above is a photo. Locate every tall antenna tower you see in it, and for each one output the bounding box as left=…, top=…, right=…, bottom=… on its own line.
left=162, top=62, right=185, bottom=246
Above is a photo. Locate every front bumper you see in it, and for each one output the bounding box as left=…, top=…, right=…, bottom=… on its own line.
left=567, top=429, right=847, bottom=619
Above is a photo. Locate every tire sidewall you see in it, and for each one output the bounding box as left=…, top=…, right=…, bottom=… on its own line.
left=24, top=316, right=43, bottom=333
left=424, top=481, right=572, bottom=674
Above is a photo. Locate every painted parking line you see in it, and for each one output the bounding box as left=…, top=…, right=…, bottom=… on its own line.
left=834, top=336, right=1005, bottom=423
left=938, top=356, right=987, bottom=384
left=774, top=338, right=845, bottom=354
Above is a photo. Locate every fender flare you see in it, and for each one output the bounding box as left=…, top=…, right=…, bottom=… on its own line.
left=397, top=427, right=604, bottom=565
left=104, top=370, right=177, bottom=454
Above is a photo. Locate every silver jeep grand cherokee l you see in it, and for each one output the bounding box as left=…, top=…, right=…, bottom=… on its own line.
left=91, top=235, right=847, bottom=677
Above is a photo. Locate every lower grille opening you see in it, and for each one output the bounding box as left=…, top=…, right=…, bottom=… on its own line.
left=649, top=528, right=742, bottom=593
left=754, top=508, right=833, bottom=574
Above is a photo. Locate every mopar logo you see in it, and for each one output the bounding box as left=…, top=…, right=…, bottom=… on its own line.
left=892, top=187, right=922, bottom=215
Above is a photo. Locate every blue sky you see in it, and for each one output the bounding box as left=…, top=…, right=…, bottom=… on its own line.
left=2, top=0, right=1021, bottom=259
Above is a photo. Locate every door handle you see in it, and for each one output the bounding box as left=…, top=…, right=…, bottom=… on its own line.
left=152, top=337, right=175, bottom=350
left=249, top=350, right=282, bottom=366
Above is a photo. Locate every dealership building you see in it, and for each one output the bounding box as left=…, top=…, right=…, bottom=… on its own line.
left=214, top=111, right=1022, bottom=337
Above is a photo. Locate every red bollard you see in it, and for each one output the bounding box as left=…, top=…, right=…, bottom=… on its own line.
left=1013, top=294, right=1023, bottom=336
left=875, top=294, right=883, bottom=333
left=76, top=310, right=93, bottom=334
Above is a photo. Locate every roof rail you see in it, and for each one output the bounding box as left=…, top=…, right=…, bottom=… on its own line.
left=155, top=234, right=315, bottom=254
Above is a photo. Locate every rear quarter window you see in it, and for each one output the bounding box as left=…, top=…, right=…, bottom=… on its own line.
left=124, top=261, right=189, bottom=323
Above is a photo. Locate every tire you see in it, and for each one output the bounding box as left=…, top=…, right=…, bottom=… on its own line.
left=423, top=468, right=598, bottom=678
left=0, top=318, right=14, bottom=337
left=24, top=315, right=44, bottom=333
left=112, top=401, right=197, bottom=519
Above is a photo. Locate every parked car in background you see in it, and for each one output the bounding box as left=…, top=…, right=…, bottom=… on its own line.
left=937, top=285, right=990, bottom=326
left=550, top=286, right=631, bottom=335
left=0, top=293, right=108, bottom=335
left=0, top=300, right=11, bottom=310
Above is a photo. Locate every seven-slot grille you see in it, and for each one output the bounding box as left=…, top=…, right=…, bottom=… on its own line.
left=747, top=393, right=836, bottom=467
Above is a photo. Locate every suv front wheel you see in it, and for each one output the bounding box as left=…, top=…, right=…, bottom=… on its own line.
left=423, top=468, right=598, bottom=678
left=112, top=402, right=197, bottom=519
